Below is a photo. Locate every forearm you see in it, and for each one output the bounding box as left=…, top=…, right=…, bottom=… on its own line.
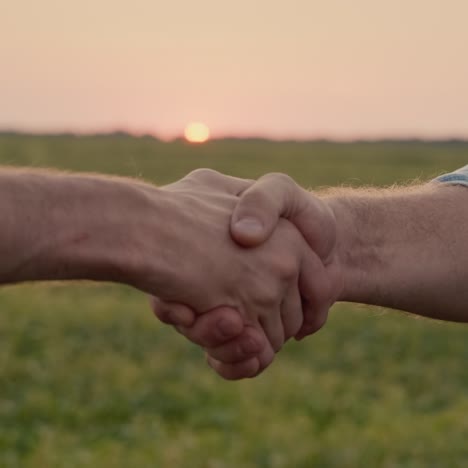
left=0, top=168, right=169, bottom=287
left=327, top=184, right=468, bottom=321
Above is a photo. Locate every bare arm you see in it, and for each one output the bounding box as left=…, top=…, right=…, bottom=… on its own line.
left=329, top=184, right=468, bottom=321
left=0, top=168, right=155, bottom=285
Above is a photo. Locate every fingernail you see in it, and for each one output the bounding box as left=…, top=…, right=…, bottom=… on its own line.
left=217, top=318, right=235, bottom=338
left=234, top=217, right=263, bottom=236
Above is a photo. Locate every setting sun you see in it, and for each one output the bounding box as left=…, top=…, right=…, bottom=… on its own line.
left=184, top=122, right=210, bottom=143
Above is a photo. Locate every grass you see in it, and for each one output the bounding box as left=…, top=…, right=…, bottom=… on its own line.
left=0, top=134, right=467, bottom=467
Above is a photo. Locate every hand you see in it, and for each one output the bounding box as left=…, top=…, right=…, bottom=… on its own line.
left=147, top=169, right=323, bottom=376
left=230, top=173, right=343, bottom=338
left=151, top=299, right=269, bottom=380
left=151, top=170, right=341, bottom=378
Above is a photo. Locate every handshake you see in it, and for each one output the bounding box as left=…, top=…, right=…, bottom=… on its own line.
left=145, top=169, right=343, bottom=380
left=2, top=165, right=464, bottom=378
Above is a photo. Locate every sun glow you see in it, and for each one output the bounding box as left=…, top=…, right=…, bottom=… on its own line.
left=184, top=122, right=210, bottom=143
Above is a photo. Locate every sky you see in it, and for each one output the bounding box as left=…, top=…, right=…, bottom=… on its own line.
left=1, top=0, right=467, bottom=140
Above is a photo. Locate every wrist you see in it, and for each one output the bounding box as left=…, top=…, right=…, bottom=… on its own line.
left=55, top=176, right=176, bottom=291
left=1, top=171, right=173, bottom=290
left=324, top=193, right=378, bottom=304
left=308, top=184, right=468, bottom=321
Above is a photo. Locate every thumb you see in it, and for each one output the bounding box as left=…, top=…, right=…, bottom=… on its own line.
left=231, top=173, right=307, bottom=247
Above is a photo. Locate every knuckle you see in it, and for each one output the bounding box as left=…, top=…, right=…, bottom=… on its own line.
left=264, top=172, right=296, bottom=189
left=265, top=251, right=298, bottom=283
left=186, top=168, right=220, bottom=183
left=277, top=256, right=299, bottom=281
left=253, top=287, right=278, bottom=308
left=263, top=173, right=301, bottom=216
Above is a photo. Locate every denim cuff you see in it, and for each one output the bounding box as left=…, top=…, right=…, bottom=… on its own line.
left=432, top=165, right=468, bottom=187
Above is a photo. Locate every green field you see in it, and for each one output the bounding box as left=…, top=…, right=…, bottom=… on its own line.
left=0, top=134, right=468, bottom=467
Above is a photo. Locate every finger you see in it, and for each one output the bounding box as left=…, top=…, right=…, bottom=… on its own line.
left=255, top=332, right=276, bottom=373
left=258, top=307, right=285, bottom=352
left=206, top=355, right=260, bottom=380
left=206, top=323, right=276, bottom=379
left=174, top=307, right=245, bottom=348
left=295, top=300, right=329, bottom=340
left=230, top=173, right=310, bottom=247
left=280, top=286, right=304, bottom=340
left=205, top=325, right=265, bottom=363
left=231, top=174, right=335, bottom=259
left=247, top=323, right=275, bottom=372
left=295, top=249, right=332, bottom=340
left=150, top=297, right=196, bottom=327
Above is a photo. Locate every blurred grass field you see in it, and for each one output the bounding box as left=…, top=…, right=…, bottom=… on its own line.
left=0, top=134, right=467, bottom=468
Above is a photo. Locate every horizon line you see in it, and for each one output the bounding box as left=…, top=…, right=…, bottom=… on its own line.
left=1, top=128, right=468, bottom=145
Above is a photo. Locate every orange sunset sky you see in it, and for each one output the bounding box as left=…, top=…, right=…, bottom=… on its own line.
left=1, top=0, right=467, bottom=140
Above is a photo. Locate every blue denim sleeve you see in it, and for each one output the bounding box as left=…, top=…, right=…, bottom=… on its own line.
left=432, top=165, right=468, bottom=187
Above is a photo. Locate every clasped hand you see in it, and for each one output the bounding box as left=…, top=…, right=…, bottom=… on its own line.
left=151, top=169, right=342, bottom=380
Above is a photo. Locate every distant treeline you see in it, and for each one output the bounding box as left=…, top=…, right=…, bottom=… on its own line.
left=1, top=130, right=468, bottom=146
